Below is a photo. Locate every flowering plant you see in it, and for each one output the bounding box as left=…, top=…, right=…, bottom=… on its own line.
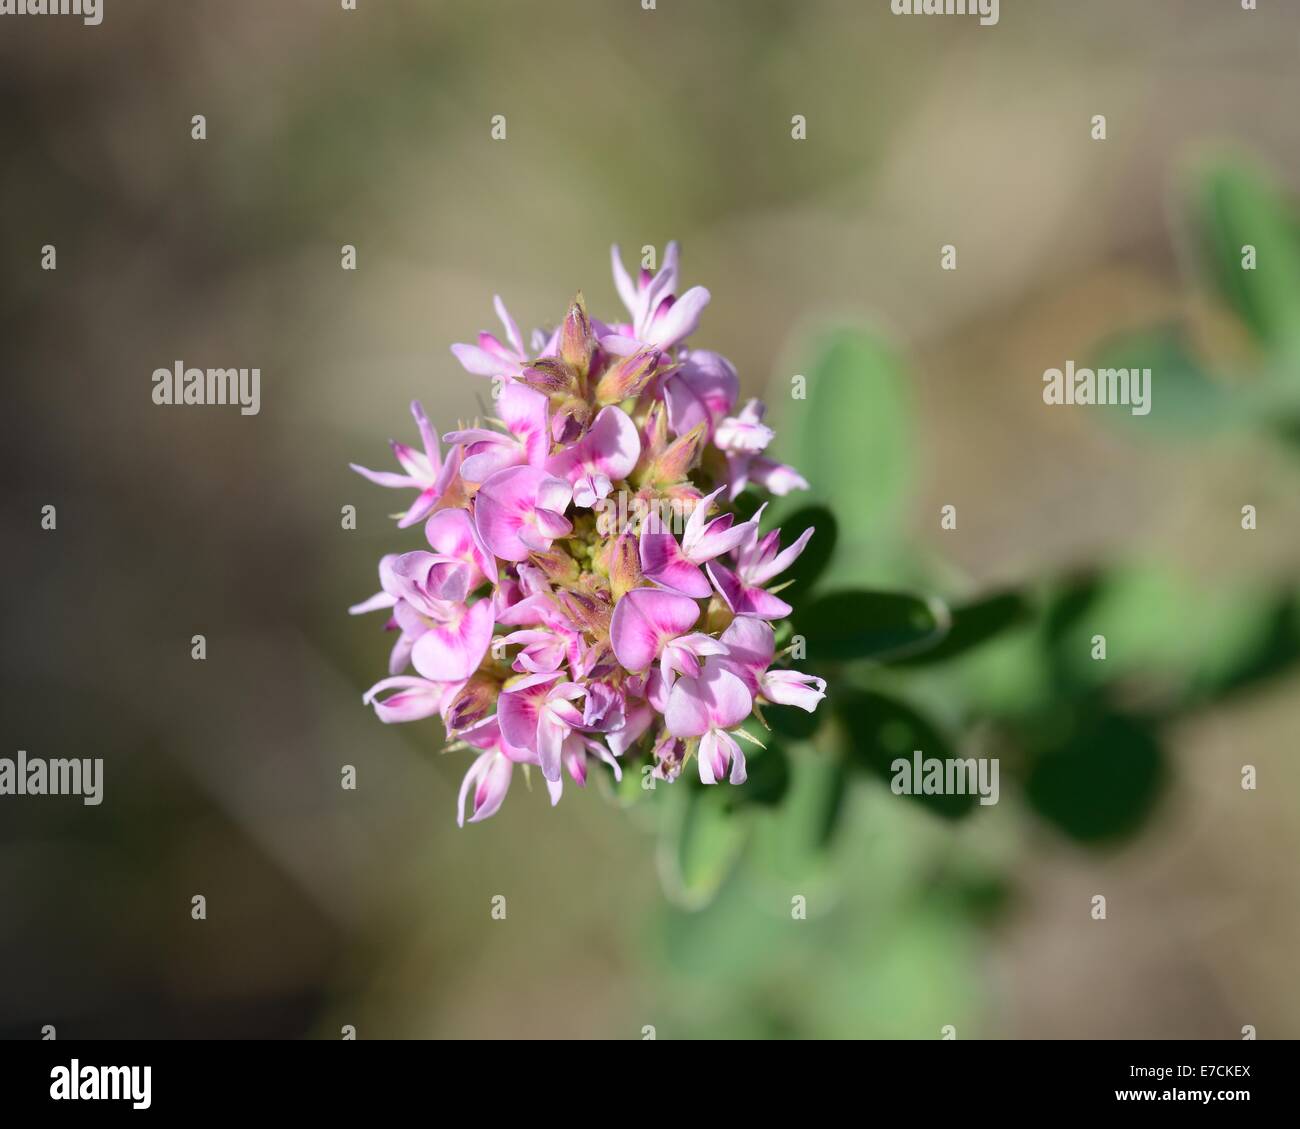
left=350, top=244, right=825, bottom=825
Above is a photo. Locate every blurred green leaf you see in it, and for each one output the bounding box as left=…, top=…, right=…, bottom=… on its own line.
left=1202, top=592, right=1300, bottom=703
left=1047, top=565, right=1281, bottom=702
left=833, top=689, right=975, bottom=819
left=794, top=589, right=950, bottom=663
left=770, top=329, right=913, bottom=558
left=657, top=782, right=751, bottom=911
left=889, top=589, right=1032, bottom=667
left=764, top=700, right=823, bottom=740
left=1194, top=160, right=1300, bottom=359
left=1024, top=708, right=1166, bottom=844
left=751, top=748, right=848, bottom=883
left=1090, top=326, right=1247, bottom=437
left=725, top=732, right=792, bottom=809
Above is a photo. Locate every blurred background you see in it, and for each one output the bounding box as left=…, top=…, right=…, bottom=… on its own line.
left=3, top=0, right=1300, bottom=1039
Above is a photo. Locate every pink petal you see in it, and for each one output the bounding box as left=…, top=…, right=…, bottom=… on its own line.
left=610, top=245, right=638, bottom=315
left=493, top=295, right=526, bottom=359
left=706, top=560, right=792, bottom=620
left=648, top=285, right=710, bottom=348
left=664, top=676, right=713, bottom=739
left=451, top=342, right=508, bottom=377
left=609, top=587, right=702, bottom=673
left=717, top=615, right=775, bottom=691
left=702, top=729, right=747, bottom=786
left=761, top=669, right=827, bottom=712
left=640, top=530, right=711, bottom=598
left=458, top=749, right=513, bottom=826
left=362, top=676, right=452, bottom=724
left=607, top=700, right=654, bottom=757
left=410, top=599, right=494, bottom=681
left=751, top=526, right=815, bottom=586
left=498, top=381, right=551, bottom=465
left=475, top=466, right=558, bottom=562
left=349, top=463, right=414, bottom=489
left=349, top=590, right=397, bottom=616
left=587, top=406, right=641, bottom=480
left=497, top=671, right=563, bottom=753
left=748, top=456, right=809, bottom=496
left=664, top=350, right=739, bottom=438
left=535, top=709, right=569, bottom=782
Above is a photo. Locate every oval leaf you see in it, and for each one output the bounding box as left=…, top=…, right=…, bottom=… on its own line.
left=657, top=782, right=750, bottom=911
left=833, top=689, right=975, bottom=820
left=794, top=589, right=950, bottom=663
left=890, top=589, right=1032, bottom=667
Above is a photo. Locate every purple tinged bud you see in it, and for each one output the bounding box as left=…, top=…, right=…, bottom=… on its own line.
left=551, top=397, right=591, bottom=443
left=559, top=293, right=594, bottom=377
left=645, top=421, right=707, bottom=487
left=652, top=731, right=685, bottom=782
left=520, top=359, right=576, bottom=395
left=607, top=530, right=643, bottom=602
left=530, top=548, right=580, bottom=584
left=557, top=587, right=612, bottom=637
left=446, top=672, right=501, bottom=732
left=595, top=348, right=661, bottom=405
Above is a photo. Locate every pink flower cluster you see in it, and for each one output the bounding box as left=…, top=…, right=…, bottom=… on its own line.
left=350, top=244, right=825, bottom=825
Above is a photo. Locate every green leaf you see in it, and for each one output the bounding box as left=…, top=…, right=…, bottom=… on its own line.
left=833, top=690, right=975, bottom=820
left=1089, top=327, right=1246, bottom=437
left=793, top=589, right=950, bottom=664
left=751, top=748, right=849, bottom=883
left=764, top=700, right=823, bottom=740
left=769, top=329, right=913, bottom=564
left=1047, top=565, right=1283, bottom=702
left=1193, top=160, right=1300, bottom=358
left=657, top=781, right=750, bottom=911
left=889, top=589, right=1032, bottom=667
left=1024, top=708, right=1166, bottom=844
left=725, top=732, right=792, bottom=809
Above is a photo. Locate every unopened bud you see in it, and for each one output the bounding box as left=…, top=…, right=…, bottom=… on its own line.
left=519, top=358, right=576, bottom=395
left=551, top=397, right=592, bottom=443
left=559, top=293, right=594, bottom=377
left=446, top=671, right=501, bottom=732
left=606, top=530, right=643, bottom=602
left=530, top=548, right=580, bottom=584
left=595, top=348, right=661, bottom=405
left=644, top=421, right=707, bottom=487
left=557, top=587, right=612, bottom=637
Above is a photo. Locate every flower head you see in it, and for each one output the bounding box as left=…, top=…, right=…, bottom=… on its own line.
left=351, top=244, right=817, bottom=824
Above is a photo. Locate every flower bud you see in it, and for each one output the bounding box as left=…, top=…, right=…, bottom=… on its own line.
left=529, top=547, right=580, bottom=584
left=445, top=671, right=501, bottom=733
left=551, top=397, right=592, bottom=443
left=642, top=421, right=707, bottom=488
left=559, top=293, right=594, bottom=377
left=594, top=348, right=661, bottom=405
left=652, top=731, right=686, bottom=782
left=519, top=358, right=576, bottom=395
left=557, top=586, right=612, bottom=638
left=606, top=530, right=643, bottom=602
